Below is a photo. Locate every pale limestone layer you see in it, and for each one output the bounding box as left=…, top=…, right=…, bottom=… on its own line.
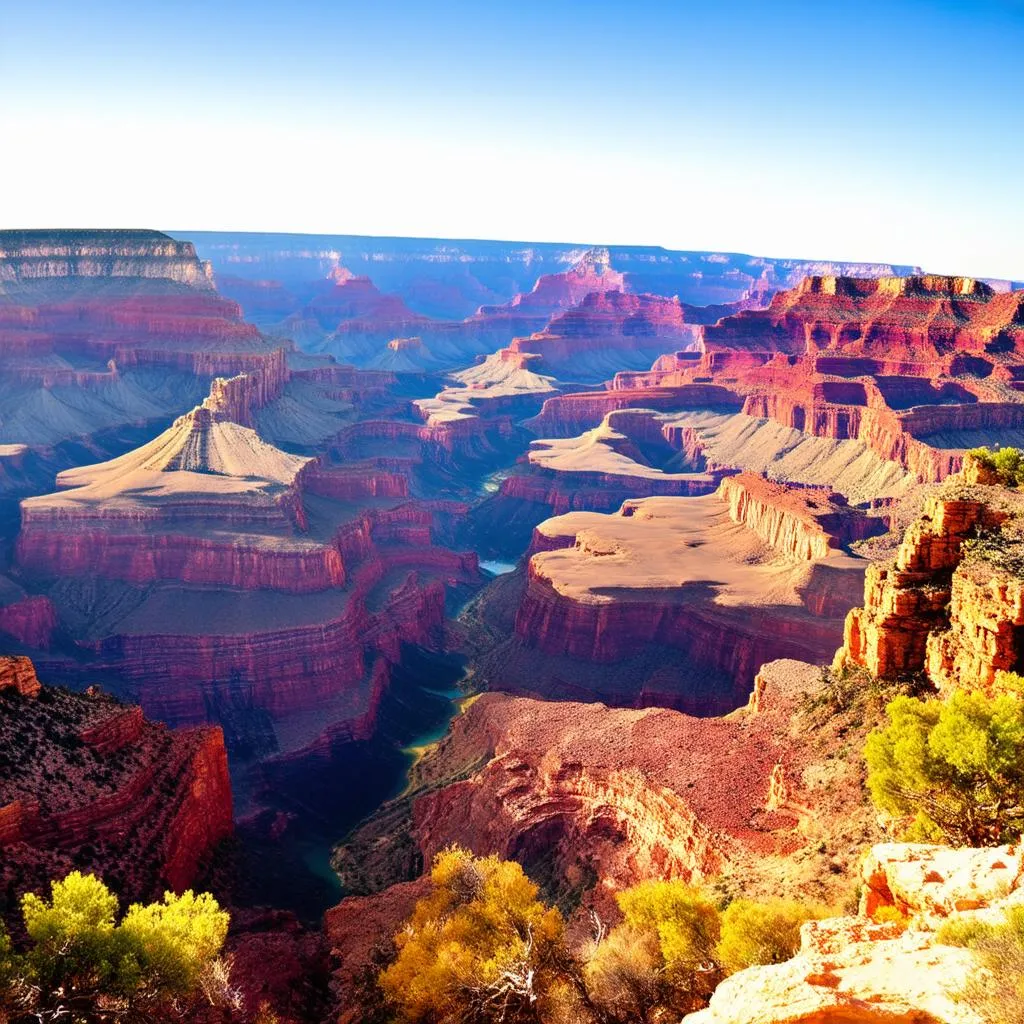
left=686, top=842, right=1024, bottom=1024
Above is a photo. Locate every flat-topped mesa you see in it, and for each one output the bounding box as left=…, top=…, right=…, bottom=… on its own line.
left=515, top=408, right=729, bottom=507
left=798, top=273, right=994, bottom=299
left=834, top=454, right=1024, bottom=691
left=718, top=473, right=882, bottom=561
left=0, top=656, right=232, bottom=916
left=703, top=273, right=1024, bottom=359
left=497, top=489, right=865, bottom=709
left=0, top=229, right=215, bottom=290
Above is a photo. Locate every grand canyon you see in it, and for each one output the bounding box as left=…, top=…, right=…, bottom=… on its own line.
left=0, top=219, right=1022, bottom=1023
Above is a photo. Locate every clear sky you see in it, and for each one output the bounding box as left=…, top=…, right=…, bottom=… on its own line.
left=1, top=0, right=1022, bottom=278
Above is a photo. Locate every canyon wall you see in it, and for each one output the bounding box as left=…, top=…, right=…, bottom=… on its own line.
left=835, top=455, right=1024, bottom=692
left=0, top=229, right=215, bottom=290
left=0, top=657, right=232, bottom=914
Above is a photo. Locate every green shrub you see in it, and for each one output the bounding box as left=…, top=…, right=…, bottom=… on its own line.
left=968, top=446, right=1024, bottom=486
left=717, top=899, right=828, bottom=973
left=585, top=880, right=722, bottom=1019
left=865, top=689, right=1024, bottom=845
left=8, top=871, right=231, bottom=1022
left=937, top=915, right=996, bottom=948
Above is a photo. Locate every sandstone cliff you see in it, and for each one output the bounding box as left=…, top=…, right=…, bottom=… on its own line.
left=485, top=489, right=865, bottom=708
left=834, top=455, right=1024, bottom=692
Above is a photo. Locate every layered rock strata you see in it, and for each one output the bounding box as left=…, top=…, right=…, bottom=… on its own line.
left=12, top=374, right=482, bottom=745
left=0, top=657, right=232, bottom=915
left=536, top=276, right=1024, bottom=485
left=504, top=490, right=865, bottom=705
left=834, top=456, right=1024, bottom=692
left=330, top=658, right=882, bottom=969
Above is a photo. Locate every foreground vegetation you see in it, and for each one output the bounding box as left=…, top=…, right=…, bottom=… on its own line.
left=378, top=847, right=827, bottom=1024
left=940, top=905, right=1024, bottom=1024
left=865, top=683, right=1024, bottom=846
left=0, top=872, right=232, bottom=1023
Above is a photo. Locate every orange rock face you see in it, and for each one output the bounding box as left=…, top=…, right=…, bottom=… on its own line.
left=0, top=655, right=42, bottom=696
left=835, top=463, right=1024, bottom=691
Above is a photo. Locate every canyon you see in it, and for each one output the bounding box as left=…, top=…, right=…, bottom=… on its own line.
left=2, top=226, right=1023, bottom=1024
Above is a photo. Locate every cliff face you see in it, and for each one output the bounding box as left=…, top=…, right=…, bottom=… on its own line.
left=0, top=657, right=232, bottom=917
left=0, top=229, right=215, bottom=290
left=719, top=473, right=882, bottom=560
left=333, top=658, right=882, bottom=948
left=834, top=457, right=1024, bottom=692
left=9, top=357, right=485, bottom=761
left=703, top=274, right=1024, bottom=360
left=568, top=276, right=1024, bottom=486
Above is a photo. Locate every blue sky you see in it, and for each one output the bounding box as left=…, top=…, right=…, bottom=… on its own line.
left=1, top=0, right=1022, bottom=278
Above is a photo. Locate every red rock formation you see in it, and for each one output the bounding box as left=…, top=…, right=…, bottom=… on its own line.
left=719, top=473, right=882, bottom=560
left=505, top=291, right=702, bottom=378
left=834, top=457, right=1024, bottom=692
left=528, top=385, right=743, bottom=436
left=703, top=274, right=1024, bottom=359
left=0, top=655, right=41, bottom=696
left=333, top=658, right=879, bottom=928
left=0, top=594, right=57, bottom=648
left=473, top=490, right=866, bottom=709
left=471, top=246, right=626, bottom=322
left=572, top=276, right=1024, bottom=485
left=0, top=658, right=232, bottom=913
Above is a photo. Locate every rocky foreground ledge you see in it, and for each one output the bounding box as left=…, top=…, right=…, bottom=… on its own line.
left=687, top=843, right=1023, bottom=1024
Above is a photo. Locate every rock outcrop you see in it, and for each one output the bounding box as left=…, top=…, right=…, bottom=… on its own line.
left=687, top=841, right=1024, bottom=1024
left=719, top=473, right=883, bottom=560
left=538, top=276, right=1024, bottom=486
left=504, top=290, right=702, bottom=379
left=834, top=458, right=1024, bottom=692
left=703, top=274, right=1024, bottom=360
left=333, top=659, right=882, bottom=936
left=11, top=371, right=483, bottom=768
left=0, top=657, right=232, bottom=918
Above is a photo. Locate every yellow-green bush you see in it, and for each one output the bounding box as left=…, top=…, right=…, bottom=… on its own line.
left=717, top=899, right=828, bottom=973
left=865, top=689, right=1024, bottom=845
